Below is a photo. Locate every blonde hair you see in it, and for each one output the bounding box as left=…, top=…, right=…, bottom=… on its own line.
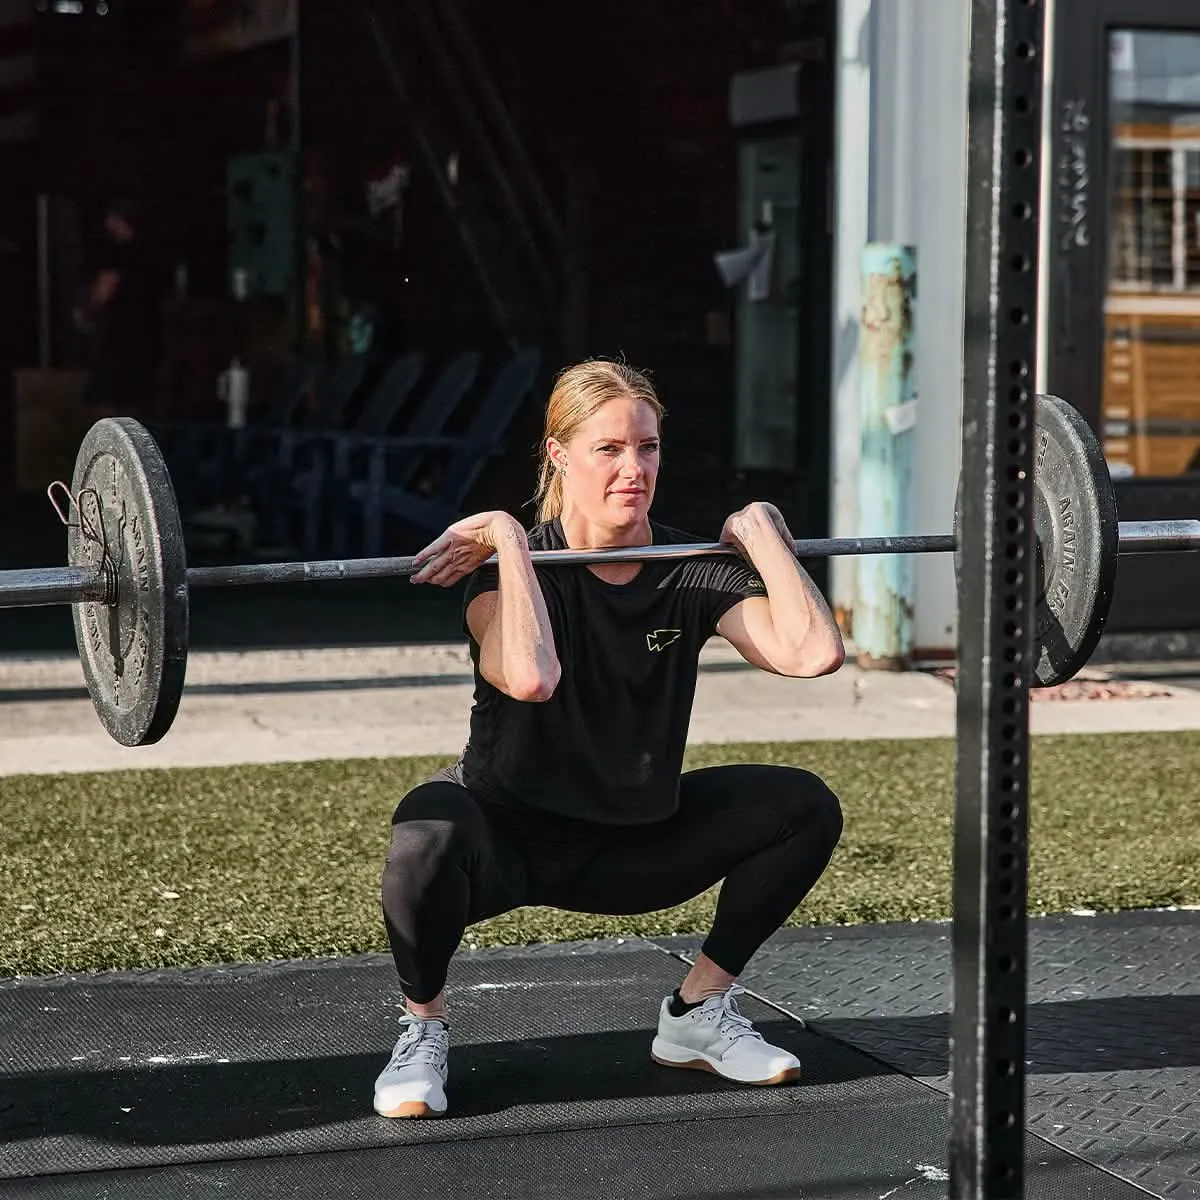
left=533, top=359, right=665, bottom=523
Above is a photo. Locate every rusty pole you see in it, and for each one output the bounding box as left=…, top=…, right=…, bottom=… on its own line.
left=855, top=243, right=918, bottom=669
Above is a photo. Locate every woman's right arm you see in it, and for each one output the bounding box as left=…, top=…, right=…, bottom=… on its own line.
left=467, top=516, right=561, bottom=701
left=412, top=511, right=560, bottom=702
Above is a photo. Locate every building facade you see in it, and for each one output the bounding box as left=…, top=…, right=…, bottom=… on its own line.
left=829, top=0, right=1200, bottom=656
left=5, top=0, right=1199, bottom=653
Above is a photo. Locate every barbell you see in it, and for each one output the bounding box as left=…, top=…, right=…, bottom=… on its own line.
left=0, top=394, right=1197, bottom=748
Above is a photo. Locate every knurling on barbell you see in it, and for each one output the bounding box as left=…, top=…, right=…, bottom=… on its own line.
left=0, top=394, right=1190, bottom=747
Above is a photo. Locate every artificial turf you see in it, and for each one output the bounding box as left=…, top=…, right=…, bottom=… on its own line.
left=3, top=732, right=1197, bottom=977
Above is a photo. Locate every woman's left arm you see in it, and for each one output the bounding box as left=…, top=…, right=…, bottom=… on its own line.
left=714, top=502, right=846, bottom=678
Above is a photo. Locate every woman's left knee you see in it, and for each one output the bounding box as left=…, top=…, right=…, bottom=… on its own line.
left=771, top=767, right=844, bottom=852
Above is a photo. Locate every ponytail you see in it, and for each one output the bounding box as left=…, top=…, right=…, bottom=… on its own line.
left=534, top=455, right=564, bottom=523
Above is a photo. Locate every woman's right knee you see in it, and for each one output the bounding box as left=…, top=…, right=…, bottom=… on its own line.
left=383, top=784, right=488, bottom=887
left=384, top=818, right=458, bottom=880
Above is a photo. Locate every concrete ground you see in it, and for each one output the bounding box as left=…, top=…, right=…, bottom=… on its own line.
left=5, top=489, right=1200, bottom=775
left=2, top=638, right=1199, bottom=776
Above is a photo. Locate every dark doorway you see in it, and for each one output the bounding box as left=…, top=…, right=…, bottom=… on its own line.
left=1049, top=0, right=1200, bottom=632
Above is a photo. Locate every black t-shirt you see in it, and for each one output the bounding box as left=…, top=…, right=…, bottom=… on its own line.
left=457, top=518, right=768, bottom=826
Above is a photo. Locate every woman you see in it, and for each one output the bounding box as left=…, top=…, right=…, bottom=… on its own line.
left=375, top=359, right=845, bottom=1118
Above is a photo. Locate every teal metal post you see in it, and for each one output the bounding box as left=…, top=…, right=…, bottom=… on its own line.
left=856, top=243, right=917, bottom=668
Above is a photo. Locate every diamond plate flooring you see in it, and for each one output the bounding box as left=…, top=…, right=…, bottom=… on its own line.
left=3, top=915, right=1197, bottom=1196
left=0, top=937, right=1150, bottom=1199
left=657, top=908, right=1200, bottom=1198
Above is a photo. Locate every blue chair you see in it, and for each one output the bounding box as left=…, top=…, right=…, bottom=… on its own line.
left=348, top=347, right=543, bottom=555
left=327, top=351, right=483, bottom=555
left=155, top=352, right=319, bottom=512
left=246, top=351, right=417, bottom=554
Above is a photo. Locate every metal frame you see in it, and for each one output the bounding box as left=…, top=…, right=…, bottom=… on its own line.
left=952, top=1, right=1045, bottom=1195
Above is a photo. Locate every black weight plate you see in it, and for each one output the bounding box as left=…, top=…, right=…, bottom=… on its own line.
left=1031, top=393, right=1119, bottom=687
left=69, top=418, right=189, bottom=746
left=951, top=395, right=1117, bottom=687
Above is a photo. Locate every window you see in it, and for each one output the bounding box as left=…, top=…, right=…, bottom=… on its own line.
left=1104, top=30, right=1200, bottom=479
left=1111, top=146, right=1200, bottom=292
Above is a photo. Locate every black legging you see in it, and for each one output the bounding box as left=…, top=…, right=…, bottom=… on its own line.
left=380, top=764, right=843, bottom=1003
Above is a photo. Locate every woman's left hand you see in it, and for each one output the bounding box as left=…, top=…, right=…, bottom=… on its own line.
left=720, top=502, right=795, bottom=561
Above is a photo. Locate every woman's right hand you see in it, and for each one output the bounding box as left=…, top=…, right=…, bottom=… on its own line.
left=410, top=511, right=525, bottom=587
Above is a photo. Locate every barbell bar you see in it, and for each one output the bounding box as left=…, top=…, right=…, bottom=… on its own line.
left=5, top=524, right=1199, bottom=607
left=0, top=396, right=1196, bottom=748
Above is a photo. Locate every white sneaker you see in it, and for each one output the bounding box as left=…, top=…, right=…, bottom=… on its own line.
left=373, top=1015, right=450, bottom=1118
left=651, top=986, right=802, bottom=1086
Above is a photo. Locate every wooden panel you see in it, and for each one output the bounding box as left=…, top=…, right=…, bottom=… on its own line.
left=1102, top=305, right=1200, bottom=477
left=1114, top=121, right=1200, bottom=141
left=13, top=369, right=98, bottom=493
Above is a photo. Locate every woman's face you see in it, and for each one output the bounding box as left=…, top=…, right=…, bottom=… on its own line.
left=550, top=394, right=661, bottom=532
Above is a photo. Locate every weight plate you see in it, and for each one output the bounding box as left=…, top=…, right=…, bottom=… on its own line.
left=951, top=395, right=1117, bottom=688
left=69, top=418, right=189, bottom=746
left=1031, top=393, right=1118, bottom=687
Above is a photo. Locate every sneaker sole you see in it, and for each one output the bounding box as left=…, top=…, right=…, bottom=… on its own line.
left=651, top=1052, right=802, bottom=1087
left=375, top=1099, right=446, bottom=1119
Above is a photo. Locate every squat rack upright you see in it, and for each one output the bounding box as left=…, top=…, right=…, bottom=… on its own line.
left=953, top=1, right=1046, bottom=1196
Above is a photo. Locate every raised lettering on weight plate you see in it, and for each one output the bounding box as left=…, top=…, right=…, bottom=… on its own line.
left=85, top=602, right=103, bottom=657
left=83, top=458, right=116, bottom=691
left=133, top=510, right=149, bottom=592
left=1058, top=496, right=1076, bottom=569
left=1047, top=578, right=1072, bottom=618
left=127, top=511, right=150, bottom=696
left=112, top=502, right=152, bottom=709
left=104, top=457, right=128, bottom=709
left=80, top=462, right=109, bottom=662
left=126, top=619, right=149, bottom=699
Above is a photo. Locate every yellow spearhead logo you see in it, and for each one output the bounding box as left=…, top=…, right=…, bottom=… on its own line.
left=646, top=628, right=683, bottom=652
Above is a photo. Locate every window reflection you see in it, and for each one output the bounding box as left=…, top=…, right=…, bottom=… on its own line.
left=1105, top=30, right=1200, bottom=478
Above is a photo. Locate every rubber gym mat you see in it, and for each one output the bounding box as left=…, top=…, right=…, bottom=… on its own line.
left=0, top=1114, right=1150, bottom=1200
left=0, top=943, right=1146, bottom=1199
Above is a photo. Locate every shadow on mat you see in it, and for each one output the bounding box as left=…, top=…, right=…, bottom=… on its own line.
left=0, top=1021, right=881, bottom=1166
left=814, top=993, right=1200, bottom=1082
